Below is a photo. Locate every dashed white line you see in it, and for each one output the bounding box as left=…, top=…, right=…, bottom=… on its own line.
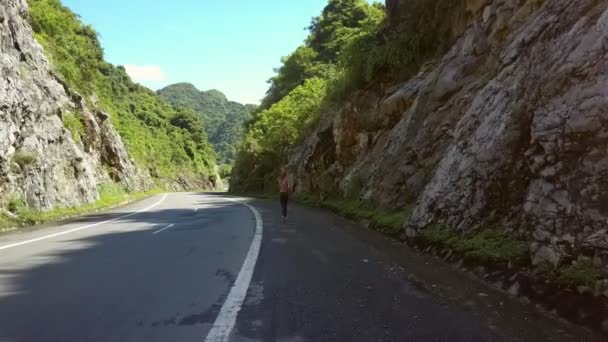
left=205, top=197, right=263, bottom=342
left=152, top=223, right=175, bottom=235
left=0, top=194, right=168, bottom=251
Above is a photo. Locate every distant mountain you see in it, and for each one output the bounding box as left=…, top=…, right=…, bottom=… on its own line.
left=158, top=83, right=256, bottom=164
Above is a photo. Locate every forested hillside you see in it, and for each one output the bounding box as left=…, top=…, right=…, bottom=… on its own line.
left=0, top=0, right=219, bottom=224
left=158, top=83, right=254, bottom=165
left=28, top=0, right=217, bottom=183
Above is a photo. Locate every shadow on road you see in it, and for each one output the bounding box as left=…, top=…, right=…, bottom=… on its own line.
left=0, top=193, right=253, bottom=342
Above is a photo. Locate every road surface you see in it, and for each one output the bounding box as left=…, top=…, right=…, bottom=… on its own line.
left=0, top=193, right=600, bottom=341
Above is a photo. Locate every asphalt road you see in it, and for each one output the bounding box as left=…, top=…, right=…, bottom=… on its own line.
left=0, top=193, right=600, bottom=342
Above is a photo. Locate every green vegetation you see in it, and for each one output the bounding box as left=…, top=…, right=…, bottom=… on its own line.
left=536, top=256, right=607, bottom=289
left=8, top=195, right=27, bottom=213
left=556, top=257, right=605, bottom=288
left=260, top=0, right=385, bottom=109
left=12, top=150, right=37, bottom=168
left=419, top=225, right=529, bottom=265
left=158, top=83, right=255, bottom=164
left=1, top=183, right=162, bottom=229
left=232, top=78, right=328, bottom=192
left=28, top=0, right=217, bottom=181
left=297, top=194, right=409, bottom=237
left=62, top=111, right=85, bottom=143
left=232, top=0, right=458, bottom=194
left=218, top=164, right=232, bottom=179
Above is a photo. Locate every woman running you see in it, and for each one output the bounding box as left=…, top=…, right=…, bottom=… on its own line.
left=278, top=168, right=290, bottom=223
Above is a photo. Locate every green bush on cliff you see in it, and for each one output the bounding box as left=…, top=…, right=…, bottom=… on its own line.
left=28, top=0, right=216, bottom=182
left=62, top=111, right=85, bottom=143
left=335, top=0, right=462, bottom=97
left=12, top=151, right=37, bottom=168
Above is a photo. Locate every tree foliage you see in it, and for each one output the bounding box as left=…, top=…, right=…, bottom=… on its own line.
left=232, top=0, right=383, bottom=192
left=233, top=0, right=459, bottom=193
left=28, top=0, right=217, bottom=181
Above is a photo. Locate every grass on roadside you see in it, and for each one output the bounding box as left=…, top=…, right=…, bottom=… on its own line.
left=232, top=192, right=410, bottom=237
left=537, top=256, right=607, bottom=289
left=557, top=257, right=605, bottom=288
left=419, top=224, right=529, bottom=266
left=295, top=193, right=410, bottom=237
left=1, top=183, right=163, bottom=231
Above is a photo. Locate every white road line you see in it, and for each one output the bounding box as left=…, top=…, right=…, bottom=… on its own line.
left=152, top=223, right=175, bottom=235
left=205, top=197, right=263, bottom=342
left=0, top=194, right=168, bottom=251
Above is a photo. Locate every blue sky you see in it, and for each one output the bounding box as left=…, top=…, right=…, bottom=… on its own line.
left=61, top=0, right=336, bottom=104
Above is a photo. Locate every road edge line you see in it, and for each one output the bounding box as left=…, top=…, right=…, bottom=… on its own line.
left=152, top=223, right=175, bottom=235
left=205, top=197, right=263, bottom=342
left=0, top=194, right=168, bottom=251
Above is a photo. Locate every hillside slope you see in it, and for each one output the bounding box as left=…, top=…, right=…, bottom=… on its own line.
left=0, top=0, right=218, bottom=214
left=232, top=0, right=608, bottom=324
left=158, top=83, right=254, bottom=164
left=288, top=0, right=608, bottom=267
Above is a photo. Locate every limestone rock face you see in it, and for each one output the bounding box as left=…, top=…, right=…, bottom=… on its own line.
left=0, top=0, right=151, bottom=211
left=289, top=0, right=608, bottom=266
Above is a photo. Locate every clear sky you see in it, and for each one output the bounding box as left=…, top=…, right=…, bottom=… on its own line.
left=61, top=0, right=335, bottom=104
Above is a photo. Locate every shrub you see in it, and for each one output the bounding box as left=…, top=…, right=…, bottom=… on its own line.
left=420, top=225, right=529, bottom=265
left=8, top=195, right=26, bottom=214
left=62, top=111, right=85, bottom=143
left=218, top=164, right=232, bottom=179
left=12, top=151, right=37, bottom=168
left=557, top=257, right=605, bottom=288
left=452, top=229, right=529, bottom=265
left=370, top=209, right=409, bottom=236
left=98, top=183, right=126, bottom=201
left=420, top=224, right=458, bottom=245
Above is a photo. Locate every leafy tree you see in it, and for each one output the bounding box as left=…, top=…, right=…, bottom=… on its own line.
left=260, top=0, right=382, bottom=110
left=250, top=78, right=327, bottom=159
left=231, top=78, right=328, bottom=192
left=307, top=0, right=380, bottom=62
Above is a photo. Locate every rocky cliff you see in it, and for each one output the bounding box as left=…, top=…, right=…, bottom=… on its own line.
left=289, top=0, right=608, bottom=270
left=0, top=0, right=151, bottom=211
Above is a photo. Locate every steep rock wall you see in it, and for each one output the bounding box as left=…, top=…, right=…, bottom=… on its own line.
left=0, top=0, right=151, bottom=211
left=289, top=0, right=608, bottom=267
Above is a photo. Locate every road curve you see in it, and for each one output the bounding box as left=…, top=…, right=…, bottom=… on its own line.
left=0, top=193, right=600, bottom=342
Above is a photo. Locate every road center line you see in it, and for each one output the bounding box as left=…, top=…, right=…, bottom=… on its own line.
left=205, top=197, right=263, bottom=342
left=0, top=194, right=168, bottom=251
left=152, top=223, right=175, bottom=235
